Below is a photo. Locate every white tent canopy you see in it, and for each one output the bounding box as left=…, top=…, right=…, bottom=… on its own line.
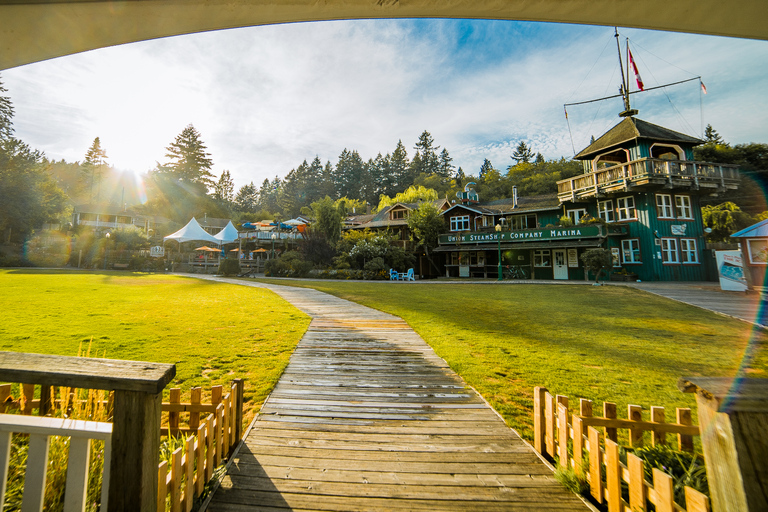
left=163, top=217, right=220, bottom=245
left=214, top=221, right=239, bottom=243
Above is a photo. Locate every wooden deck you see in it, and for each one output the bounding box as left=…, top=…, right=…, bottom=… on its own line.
left=201, top=280, right=591, bottom=511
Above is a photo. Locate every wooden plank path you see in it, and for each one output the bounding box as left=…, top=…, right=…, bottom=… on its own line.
left=199, top=278, right=591, bottom=511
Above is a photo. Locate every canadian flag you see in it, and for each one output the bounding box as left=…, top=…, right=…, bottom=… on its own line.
left=628, top=49, right=644, bottom=91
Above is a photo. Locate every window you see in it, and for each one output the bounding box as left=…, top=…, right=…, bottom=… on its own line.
left=450, top=215, right=470, bottom=231
left=534, top=250, right=551, bottom=267
left=621, top=239, right=642, bottom=263
left=675, top=196, right=693, bottom=219
left=597, top=200, right=614, bottom=222
left=567, top=209, right=587, bottom=225
left=617, top=196, right=636, bottom=221
left=656, top=194, right=674, bottom=218
left=661, top=238, right=679, bottom=263
left=680, top=239, right=698, bottom=263
left=391, top=209, right=407, bottom=220
left=747, top=239, right=768, bottom=264
left=511, top=214, right=537, bottom=230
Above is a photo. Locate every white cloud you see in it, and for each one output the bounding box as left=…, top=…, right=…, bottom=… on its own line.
left=3, top=20, right=767, bottom=190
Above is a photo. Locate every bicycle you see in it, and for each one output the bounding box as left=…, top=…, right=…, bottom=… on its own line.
left=502, top=265, right=527, bottom=279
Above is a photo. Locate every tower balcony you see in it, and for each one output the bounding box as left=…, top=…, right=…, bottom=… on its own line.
left=557, top=157, right=740, bottom=202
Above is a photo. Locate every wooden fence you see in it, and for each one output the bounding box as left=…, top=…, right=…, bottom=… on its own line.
left=533, top=387, right=710, bottom=512
left=158, top=381, right=244, bottom=512
left=0, top=379, right=244, bottom=512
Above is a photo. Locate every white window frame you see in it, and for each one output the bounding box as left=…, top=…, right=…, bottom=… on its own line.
left=661, top=238, right=679, bottom=264
left=567, top=208, right=587, bottom=225
left=621, top=239, right=642, bottom=264
left=680, top=238, right=698, bottom=264
left=597, top=200, right=614, bottom=223
left=675, top=195, right=693, bottom=219
left=534, top=249, right=551, bottom=267
left=450, top=215, right=470, bottom=232
left=656, top=194, right=674, bottom=219
left=617, top=196, right=636, bottom=221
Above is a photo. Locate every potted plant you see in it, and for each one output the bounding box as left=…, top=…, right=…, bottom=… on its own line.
left=610, top=267, right=639, bottom=281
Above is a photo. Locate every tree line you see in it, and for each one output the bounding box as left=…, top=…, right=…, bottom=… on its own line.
left=2, top=72, right=767, bottom=247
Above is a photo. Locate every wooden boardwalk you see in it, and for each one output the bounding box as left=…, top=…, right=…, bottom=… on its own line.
left=201, top=279, right=591, bottom=511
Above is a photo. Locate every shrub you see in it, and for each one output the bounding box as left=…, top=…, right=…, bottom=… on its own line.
left=580, top=248, right=613, bottom=283
left=218, top=258, right=241, bottom=276
left=265, top=251, right=312, bottom=277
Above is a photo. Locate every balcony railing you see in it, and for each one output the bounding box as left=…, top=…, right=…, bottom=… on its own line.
left=557, top=158, right=740, bottom=201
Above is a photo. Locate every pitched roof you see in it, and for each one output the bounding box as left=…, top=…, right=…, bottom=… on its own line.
left=575, top=117, right=703, bottom=160
left=442, top=195, right=560, bottom=216
left=731, top=219, right=768, bottom=238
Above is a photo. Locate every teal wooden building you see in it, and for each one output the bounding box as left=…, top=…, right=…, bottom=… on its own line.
left=434, top=117, right=740, bottom=281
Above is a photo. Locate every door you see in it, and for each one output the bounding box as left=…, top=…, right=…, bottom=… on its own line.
left=553, top=249, right=568, bottom=280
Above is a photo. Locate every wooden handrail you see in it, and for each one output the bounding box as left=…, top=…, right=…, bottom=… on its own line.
left=0, top=352, right=175, bottom=512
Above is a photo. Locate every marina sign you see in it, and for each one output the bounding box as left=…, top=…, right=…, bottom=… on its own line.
left=438, top=225, right=604, bottom=245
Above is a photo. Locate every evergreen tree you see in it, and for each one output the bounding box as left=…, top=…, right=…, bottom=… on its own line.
left=438, top=148, right=454, bottom=178
left=0, top=83, right=68, bottom=242
left=235, top=182, right=259, bottom=212
left=0, top=77, right=13, bottom=142
left=160, top=124, right=215, bottom=190
left=332, top=149, right=370, bottom=202
left=213, top=170, right=235, bottom=205
left=389, top=140, right=410, bottom=195
left=512, top=141, right=534, bottom=164
left=412, top=130, right=440, bottom=177
left=310, top=196, right=343, bottom=245
left=479, top=158, right=494, bottom=180
left=704, top=124, right=726, bottom=146
left=82, top=137, right=108, bottom=203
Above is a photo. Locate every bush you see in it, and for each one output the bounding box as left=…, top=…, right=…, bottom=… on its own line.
left=264, top=251, right=312, bottom=278
left=218, top=258, right=241, bottom=276
left=363, top=257, right=388, bottom=274
left=580, top=248, right=613, bottom=283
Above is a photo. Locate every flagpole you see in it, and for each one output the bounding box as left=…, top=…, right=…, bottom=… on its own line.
left=615, top=28, right=631, bottom=115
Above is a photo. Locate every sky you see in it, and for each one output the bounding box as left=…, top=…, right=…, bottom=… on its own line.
left=2, top=19, right=768, bottom=191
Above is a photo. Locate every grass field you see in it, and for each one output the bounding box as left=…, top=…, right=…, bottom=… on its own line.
left=0, top=269, right=310, bottom=425
left=252, top=278, right=768, bottom=441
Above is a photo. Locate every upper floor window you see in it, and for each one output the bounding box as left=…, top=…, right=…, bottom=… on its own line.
left=617, top=196, right=636, bottom=221
left=597, top=200, right=614, bottom=223
left=390, top=209, right=407, bottom=220
left=511, top=214, right=537, bottom=230
left=656, top=194, right=674, bottom=219
left=567, top=209, right=587, bottom=225
left=450, top=215, right=470, bottom=232
left=675, top=196, right=693, bottom=219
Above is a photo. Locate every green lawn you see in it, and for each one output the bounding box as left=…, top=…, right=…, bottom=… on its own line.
left=252, top=278, right=768, bottom=441
left=0, top=270, right=310, bottom=425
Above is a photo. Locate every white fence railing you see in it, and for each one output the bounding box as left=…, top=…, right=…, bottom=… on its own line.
left=0, top=413, right=112, bottom=512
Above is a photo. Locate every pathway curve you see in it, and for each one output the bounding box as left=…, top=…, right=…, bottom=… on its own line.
left=196, top=277, right=591, bottom=511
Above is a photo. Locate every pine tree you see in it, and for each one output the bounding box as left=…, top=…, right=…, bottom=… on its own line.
left=82, top=137, right=108, bottom=203
left=438, top=148, right=454, bottom=178
left=704, top=124, right=726, bottom=146
left=412, top=130, right=440, bottom=176
left=389, top=140, right=410, bottom=194
left=479, top=159, right=494, bottom=180
left=235, top=182, right=259, bottom=212
left=512, top=141, right=534, bottom=164
left=0, top=77, right=13, bottom=142
left=213, top=170, right=235, bottom=205
left=161, top=124, right=215, bottom=190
